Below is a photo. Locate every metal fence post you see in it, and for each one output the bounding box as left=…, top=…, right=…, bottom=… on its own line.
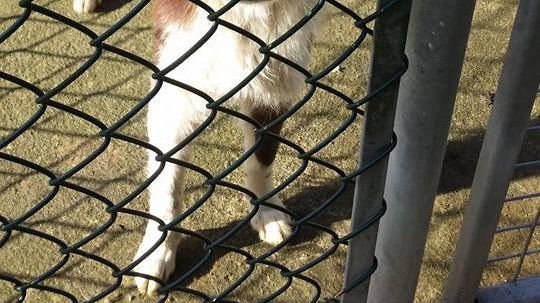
left=442, top=0, right=540, bottom=301
left=366, top=0, right=477, bottom=302
left=341, top=0, right=411, bottom=302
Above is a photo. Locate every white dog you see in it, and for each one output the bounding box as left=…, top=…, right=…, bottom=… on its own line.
left=74, top=0, right=324, bottom=295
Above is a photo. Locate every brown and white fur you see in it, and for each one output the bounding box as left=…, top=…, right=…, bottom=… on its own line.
left=74, top=0, right=324, bottom=295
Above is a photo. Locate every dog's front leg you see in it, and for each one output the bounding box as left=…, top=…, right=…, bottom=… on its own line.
left=241, top=102, right=293, bottom=245
left=133, top=85, right=206, bottom=295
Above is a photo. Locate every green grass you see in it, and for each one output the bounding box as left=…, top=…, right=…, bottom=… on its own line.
left=0, top=0, right=538, bottom=302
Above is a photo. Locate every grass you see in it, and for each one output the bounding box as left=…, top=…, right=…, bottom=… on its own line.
left=0, top=0, right=538, bottom=302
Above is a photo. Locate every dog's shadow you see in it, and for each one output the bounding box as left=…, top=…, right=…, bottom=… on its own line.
left=169, top=181, right=355, bottom=288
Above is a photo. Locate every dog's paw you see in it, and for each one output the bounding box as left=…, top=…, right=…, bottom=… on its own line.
left=132, top=239, right=177, bottom=296
left=73, top=0, right=101, bottom=13
left=251, top=205, right=292, bottom=245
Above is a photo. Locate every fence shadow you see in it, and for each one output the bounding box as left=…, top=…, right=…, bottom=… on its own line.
left=438, top=115, right=539, bottom=194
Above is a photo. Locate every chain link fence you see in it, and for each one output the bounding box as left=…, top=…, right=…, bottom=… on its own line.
left=0, top=0, right=409, bottom=302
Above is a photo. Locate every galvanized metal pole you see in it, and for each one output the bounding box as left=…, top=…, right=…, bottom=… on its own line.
left=341, top=0, right=411, bottom=302
left=442, top=0, right=540, bottom=302
left=366, top=0, right=477, bottom=302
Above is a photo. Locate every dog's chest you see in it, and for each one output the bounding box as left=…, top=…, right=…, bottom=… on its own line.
left=156, top=1, right=319, bottom=104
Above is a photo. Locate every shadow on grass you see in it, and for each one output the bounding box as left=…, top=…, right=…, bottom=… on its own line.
left=438, top=115, right=539, bottom=195
left=95, top=0, right=133, bottom=13
left=168, top=180, right=355, bottom=292
left=1, top=113, right=537, bottom=298
left=170, top=112, right=540, bottom=293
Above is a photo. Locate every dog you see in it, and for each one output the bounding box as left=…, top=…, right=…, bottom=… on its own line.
left=74, top=0, right=325, bottom=295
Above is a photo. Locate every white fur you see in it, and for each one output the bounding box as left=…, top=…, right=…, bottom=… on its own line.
left=75, top=0, right=325, bottom=295
left=240, top=116, right=293, bottom=244
left=73, top=0, right=101, bottom=13
left=156, top=1, right=317, bottom=108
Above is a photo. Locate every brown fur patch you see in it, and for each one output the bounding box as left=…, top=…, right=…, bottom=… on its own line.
left=153, top=0, right=196, bottom=56
left=249, top=106, right=286, bottom=167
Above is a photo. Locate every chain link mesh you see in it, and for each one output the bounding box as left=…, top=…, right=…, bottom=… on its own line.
left=0, top=0, right=406, bottom=302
